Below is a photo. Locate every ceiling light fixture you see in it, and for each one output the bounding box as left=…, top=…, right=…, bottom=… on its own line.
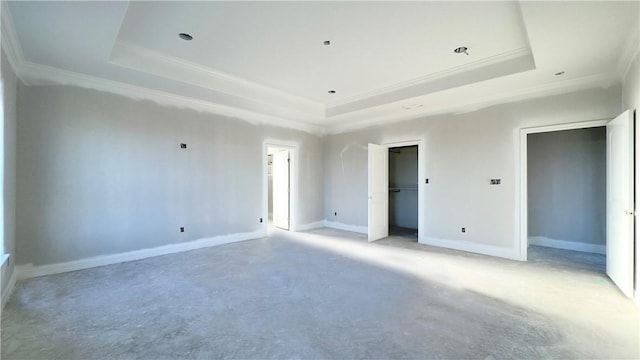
left=328, top=90, right=336, bottom=94
left=179, top=33, right=193, bottom=41
left=555, top=71, right=565, bottom=76
left=454, top=46, right=469, bottom=55
left=324, top=40, right=331, bottom=45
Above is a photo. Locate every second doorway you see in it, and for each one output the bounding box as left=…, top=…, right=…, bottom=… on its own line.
left=388, top=145, right=418, bottom=241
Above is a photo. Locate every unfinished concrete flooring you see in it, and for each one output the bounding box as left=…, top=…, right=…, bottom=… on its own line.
left=2, top=228, right=638, bottom=359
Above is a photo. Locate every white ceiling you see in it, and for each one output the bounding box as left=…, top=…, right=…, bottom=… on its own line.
left=3, top=1, right=639, bottom=134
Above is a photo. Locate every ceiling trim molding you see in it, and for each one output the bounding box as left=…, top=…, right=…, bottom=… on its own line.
left=326, top=47, right=533, bottom=109
left=616, top=24, right=639, bottom=80
left=1, top=1, right=26, bottom=78
left=20, top=61, right=325, bottom=135
left=2, top=2, right=323, bottom=135
left=110, top=40, right=324, bottom=118
left=325, top=72, right=615, bottom=135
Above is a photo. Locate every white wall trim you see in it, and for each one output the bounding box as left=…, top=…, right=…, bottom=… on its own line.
left=518, top=119, right=611, bottom=261
left=110, top=40, right=324, bottom=118
left=383, top=139, right=424, bottom=243
left=421, top=236, right=521, bottom=261
left=19, top=62, right=325, bottom=135
left=528, top=236, right=606, bottom=255
left=0, top=1, right=26, bottom=78
left=296, top=221, right=325, bottom=232
left=327, top=47, right=533, bottom=108
left=263, top=142, right=299, bottom=233
left=15, top=230, right=265, bottom=280
left=1, top=270, right=16, bottom=309
left=325, top=73, right=615, bottom=135
left=617, top=23, right=640, bottom=80
left=323, top=220, right=368, bottom=234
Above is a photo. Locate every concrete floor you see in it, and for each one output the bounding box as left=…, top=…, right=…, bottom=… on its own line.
left=2, top=228, right=638, bottom=359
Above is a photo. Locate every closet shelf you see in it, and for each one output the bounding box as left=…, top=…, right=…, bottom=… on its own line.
left=389, top=187, right=418, bottom=192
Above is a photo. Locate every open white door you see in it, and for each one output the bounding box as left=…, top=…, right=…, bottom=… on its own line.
left=606, top=110, right=634, bottom=297
left=368, top=143, right=388, bottom=241
left=273, top=150, right=290, bottom=230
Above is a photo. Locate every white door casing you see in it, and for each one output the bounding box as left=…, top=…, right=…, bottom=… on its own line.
left=606, top=110, right=634, bottom=298
left=368, top=143, right=389, bottom=241
left=273, top=150, right=290, bottom=230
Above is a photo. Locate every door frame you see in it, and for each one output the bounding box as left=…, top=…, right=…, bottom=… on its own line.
left=263, top=142, right=297, bottom=234
left=379, top=140, right=424, bottom=242
left=518, top=119, right=610, bottom=261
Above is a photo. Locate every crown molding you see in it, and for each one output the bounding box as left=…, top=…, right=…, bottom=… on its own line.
left=325, top=72, right=615, bottom=135
left=2, top=2, right=324, bottom=134
left=617, top=23, right=639, bottom=80
left=1, top=0, right=25, bottom=77
left=326, top=47, right=535, bottom=117
left=20, top=61, right=325, bottom=135
left=326, top=47, right=533, bottom=109
left=110, top=40, right=324, bottom=120
left=1, top=0, right=629, bottom=138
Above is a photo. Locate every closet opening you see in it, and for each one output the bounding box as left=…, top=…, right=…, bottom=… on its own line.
left=527, top=127, right=606, bottom=271
left=388, top=145, right=418, bottom=241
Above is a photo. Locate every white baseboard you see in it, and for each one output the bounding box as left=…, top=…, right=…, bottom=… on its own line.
left=16, top=230, right=266, bottom=280
left=323, top=220, right=368, bottom=234
left=528, top=236, right=605, bottom=254
left=1, top=270, right=17, bottom=309
left=421, top=237, right=521, bottom=261
left=296, top=221, right=325, bottom=231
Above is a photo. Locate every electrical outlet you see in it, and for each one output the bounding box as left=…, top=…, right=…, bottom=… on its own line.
left=334, top=212, right=337, bottom=216
left=260, top=218, right=263, bottom=223
left=490, top=179, right=501, bottom=185
left=425, top=178, right=429, bottom=184
left=180, top=227, right=185, bottom=233
left=180, top=143, right=187, bottom=149
left=461, top=227, right=466, bottom=233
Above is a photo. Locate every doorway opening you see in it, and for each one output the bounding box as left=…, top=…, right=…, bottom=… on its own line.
left=520, top=111, right=635, bottom=298
left=526, top=127, right=606, bottom=272
left=267, top=146, right=291, bottom=231
left=368, top=140, right=423, bottom=242
left=388, top=145, right=418, bottom=241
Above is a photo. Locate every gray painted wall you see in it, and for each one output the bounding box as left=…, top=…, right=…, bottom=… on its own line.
left=16, top=84, right=324, bottom=266
left=527, top=128, right=606, bottom=245
left=324, top=87, right=620, bottom=251
left=1, top=50, right=18, bottom=300
left=389, top=146, right=417, bottom=229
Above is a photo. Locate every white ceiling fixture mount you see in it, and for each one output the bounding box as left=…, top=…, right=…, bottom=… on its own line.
left=454, top=46, right=469, bottom=55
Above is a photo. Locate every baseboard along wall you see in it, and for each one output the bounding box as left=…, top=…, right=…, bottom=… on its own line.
left=323, top=220, right=368, bottom=234
left=528, top=236, right=605, bottom=254
left=15, top=230, right=266, bottom=281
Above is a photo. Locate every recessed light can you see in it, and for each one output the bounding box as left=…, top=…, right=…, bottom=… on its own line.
left=179, top=33, right=193, bottom=41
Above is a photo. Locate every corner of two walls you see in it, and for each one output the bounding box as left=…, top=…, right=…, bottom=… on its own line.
left=323, top=86, right=622, bottom=259
left=14, top=82, right=324, bottom=274
left=1, top=48, right=19, bottom=306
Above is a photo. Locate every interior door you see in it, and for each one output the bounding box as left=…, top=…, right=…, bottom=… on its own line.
left=368, top=143, right=388, bottom=241
left=606, top=110, right=634, bottom=297
left=273, top=150, right=290, bottom=230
